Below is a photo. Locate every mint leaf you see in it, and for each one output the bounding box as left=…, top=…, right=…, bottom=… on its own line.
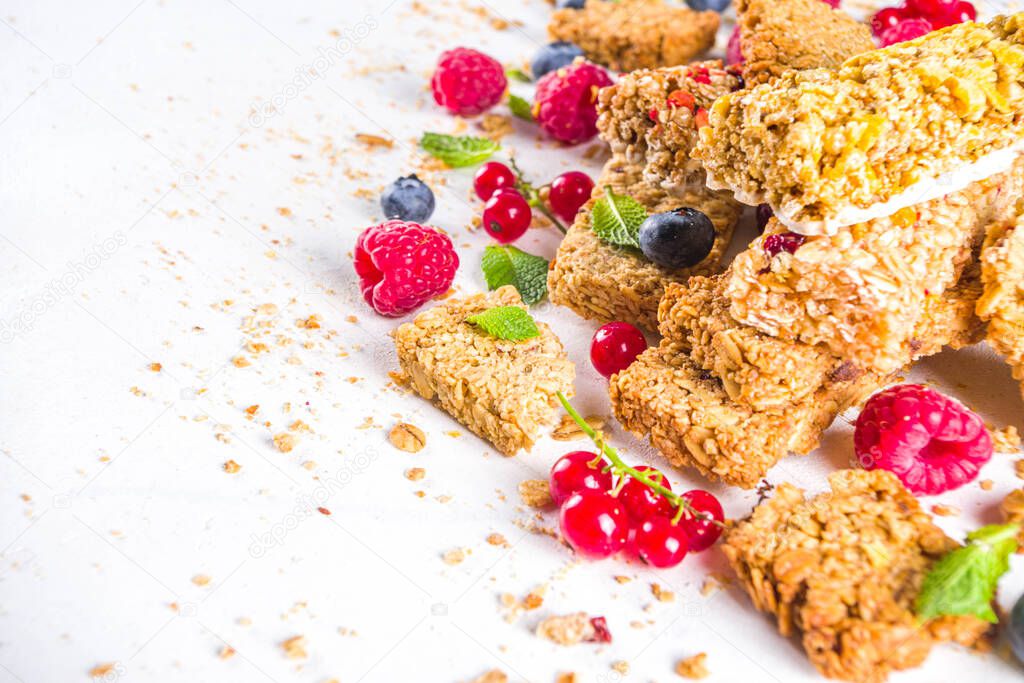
left=509, top=94, right=534, bottom=122
left=590, top=186, right=647, bottom=249
left=466, top=306, right=540, bottom=341
left=915, top=522, right=1019, bottom=623
left=420, top=132, right=499, bottom=167
left=481, top=246, right=549, bottom=305
left=506, top=67, right=531, bottom=83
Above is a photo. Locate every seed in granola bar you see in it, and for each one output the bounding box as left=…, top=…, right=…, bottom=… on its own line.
left=677, top=490, right=724, bottom=552
left=619, top=465, right=674, bottom=521
left=380, top=175, right=435, bottom=223
left=548, top=171, right=595, bottom=223
left=532, top=41, right=584, bottom=80
left=482, top=189, right=532, bottom=243
left=854, top=384, right=992, bottom=495
left=638, top=208, right=715, bottom=270
left=550, top=450, right=613, bottom=505
left=591, top=321, right=648, bottom=378
left=630, top=516, right=689, bottom=568
left=473, top=161, right=516, bottom=201
left=431, top=47, right=507, bottom=116
left=559, top=491, right=629, bottom=559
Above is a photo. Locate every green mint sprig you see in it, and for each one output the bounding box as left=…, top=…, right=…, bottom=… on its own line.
left=557, top=392, right=723, bottom=528
left=915, top=522, right=1018, bottom=623
left=466, top=306, right=540, bottom=341
left=420, top=132, right=499, bottom=167
left=481, top=246, right=549, bottom=305
left=590, top=186, right=648, bottom=249
left=509, top=94, right=534, bottom=122
left=506, top=67, right=531, bottom=83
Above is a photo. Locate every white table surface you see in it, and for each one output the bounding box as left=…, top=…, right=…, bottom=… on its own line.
left=1, top=1, right=1022, bottom=681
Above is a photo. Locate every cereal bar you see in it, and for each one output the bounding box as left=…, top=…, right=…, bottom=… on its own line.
left=722, top=469, right=990, bottom=682
left=977, top=211, right=1024, bottom=400
left=393, top=286, right=575, bottom=455
left=735, top=0, right=874, bottom=86
left=548, top=0, right=719, bottom=72
left=696, top=15, right=1024, bottom=235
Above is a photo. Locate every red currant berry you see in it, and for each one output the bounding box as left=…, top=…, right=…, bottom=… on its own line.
left=590, top=322, right=648, bottom=378
left=548, top=171, right=594, bottom=223
left=870, top=7, right=905, bottom=36
left=549, top=451, right=613, bottom=505
left=559, top=491, right=629, bottom=559
left=630, top=516, right=689, bottom=568
left=677, top=490, right=724, bottom=552
left=619, top=466, right=674, bottom=521
left=906, top=0, right=954, bottom=18
left=481, top=189, right=532, bottom=243
left=933, top=0, right=974, bottom=27
left=473, top=161, right=516, bottom=201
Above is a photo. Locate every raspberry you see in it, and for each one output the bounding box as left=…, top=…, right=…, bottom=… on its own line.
left=430, top=48, right=507, bottom=116
left=353, top=220, right=459, bottom=317
left=534, top=60, right=613, bottom=145
left=879, top=17, right=933, bottom=47
left=854, top=384, right=992, bottom=495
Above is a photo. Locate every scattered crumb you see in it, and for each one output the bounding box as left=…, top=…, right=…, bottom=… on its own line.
left=148, top=362, right=162, bottom=372
left=611, top=660, right=629, bottom=675
left=281, top=635, right=307, bottom=659
left=555, top=674, right=578, bottom=683
left=1000, top=488, right=1024, bottom=551
left=1016, top=459, right=1024, bottom=480
left=613, top=575, right=631, bottom=584
left=355, top=132, right=394, bottom=148
left=191, top=574, right=211, bottom=587
left=651, top=583, right=675, bottom=602
left=469, top=670, right=507, bottom=683
left=992, top=425, right=1022, bottom=452
left=931, top=504, right=959, bottom=517
left=486, top=532, right=509, bottom=547
left=405, top=467, right=426, bottom=481
left=231, top=355, right=251, bottom=368
left=676, top=653, right=709, bottom=679
left=273, top=432, right=297, bottom=453
left=89, top=663, right=117, bottom=678
left=535, top=613, right=595, bottom=646
left=389, top=422, right=426, bottom=453
left=551, top=414, right=606, bottom=441
left=518, top=479, right=553, bottom=508
left=218, top=645, right=235, bottom=660
left=700, top=573, right=731, bottom=596
left=980, top=479, right=994, bottom=491
left=443, top=548, right=467, bottom=565
left=223, top=460, right=241, bottom=474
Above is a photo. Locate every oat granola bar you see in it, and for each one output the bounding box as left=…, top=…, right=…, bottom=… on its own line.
left=696, top=14, right=1024, bottom=235
left=725, top=157, right=1024, bottom=372
left=658, top=266, right=984, bottom=410
left=596, top=61, right=742, bottom=193
left=977, top=212, right=1024, bottom=400
left=722, top=469, right=990, bottom=682
left=393, top=286, right=574, bottom=455
left=548, top=0, right=719, bottom=72
left=735, top=0, right=874, bottom=86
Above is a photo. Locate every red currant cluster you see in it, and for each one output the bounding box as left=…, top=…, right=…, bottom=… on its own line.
left=473, top=161, right=594, bottom=243
left=870, top=0, right=976, bottom=47
left=590, top=321, right=648, bottom=378
left=552, top=394, right=724, bottom=568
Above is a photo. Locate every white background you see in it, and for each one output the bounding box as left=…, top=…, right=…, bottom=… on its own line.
left=1, top=1, right=1022, bottom=681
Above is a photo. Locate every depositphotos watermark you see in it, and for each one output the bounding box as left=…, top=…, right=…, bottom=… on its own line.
left=0, top=232, right=127, bottom=344
left=248, top=15, right=379, bottom=127
left=248, top=447, right=379, bottom=557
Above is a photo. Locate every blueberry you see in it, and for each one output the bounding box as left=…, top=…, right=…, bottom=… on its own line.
left=638, top=207, right=716, bottom=270
left=381, top=174, right=435, bottom=223
left=556, top=0, right=586, bottom=9
left=685, top=0, right=731, bottom=11
left=532, top=41, right=584, bottom=80
left=1011, top=593, right=1024, bottom=665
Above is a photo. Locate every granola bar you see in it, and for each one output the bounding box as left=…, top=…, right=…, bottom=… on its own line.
left=722, top=469, right=990, bottom=682
left=725, top=157, right=1024, bottom=373
left=548, top=154, right=740, bottom=331
left=736, top=0, right=874, bottom=86
left=657, top=266, right=984, bottom=410
left=393, top=286, right=575, bottom=455
left=548, top=0, right=719, bottom=72
left=696, top=14, right=1024, bottom=235
left=977, top=211, right=1024, bottom=399
left=596, top=61, right=743, bottom=193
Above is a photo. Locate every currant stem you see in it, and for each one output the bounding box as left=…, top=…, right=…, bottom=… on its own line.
left=508, top=156, right=568, bottom=235
left=556, top=392, right=723, bottom=528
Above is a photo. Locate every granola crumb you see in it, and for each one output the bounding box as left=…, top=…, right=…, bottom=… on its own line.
left=442, top=548, right=467, bottom=565
left=980, top=479, right=995, bottom=490
left=675, top=653, right=709, bottom=679
left=223, top=460, right=241, bottom=473
left=231, top=355, right=251, bottom=368
left=700, top=573, right=731, bottom=596
left=389, top=422, right=426, bottom=453
left=651, top=583, right=675, bottom=602
left=191, top=574, right=211, bottom=586
left=555, top=674, right=578, bottom=683
left=486, top=532, right=509, bottom=547
left=89, top=663, right=117, bottom=677
left=611, top=660, right=629, bottom=674
left=281, top=635, right=307, bottom=659
left=1000, top=488, right=1024, bottom=551
left=613, top=575, right=631, bottom=584
left=518, top=479, right=553, bottom=508
left=992, top=425, right=1022, bottom=452
left=551, top=413, right=606, bottom=441
left=273, top=432, right=297, bottom=453
left=931, top=504, right=960, bottom=517
left=535, top=613, right=596, bottom=646
left=404, top=467, right=426, bottom=481
left=469, top=670, right=507, bottom=683
left=148, top=362, right=162, bottom=372
left=1016, top=459, right=1024, bottom=480
left=218, top=645, right=235, bottom=659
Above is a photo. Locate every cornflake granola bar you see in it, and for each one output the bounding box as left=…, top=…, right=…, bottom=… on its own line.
left=392, top=286, right=574, bottom=455
left=977, top=211, right=1024, bottom=399
left=696, top=14, right=1024, bottom=234
left=722, top=469, right=990, bottom=683
left=735, top=0, right=874, bottom=86
left=725, top=157, right=1024, bottom=372
left=548, top=0, right=719, bottom=72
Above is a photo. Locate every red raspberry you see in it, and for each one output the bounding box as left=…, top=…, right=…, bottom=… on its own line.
left=431, top=47, right=507, bottom=116
left=353, top=220, right=459, bottom=317
left=854, top=384, right=992, bottom=496
left=534, top=60, right=613, bottom=145
left=879, top=17, right=934, bottom=46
